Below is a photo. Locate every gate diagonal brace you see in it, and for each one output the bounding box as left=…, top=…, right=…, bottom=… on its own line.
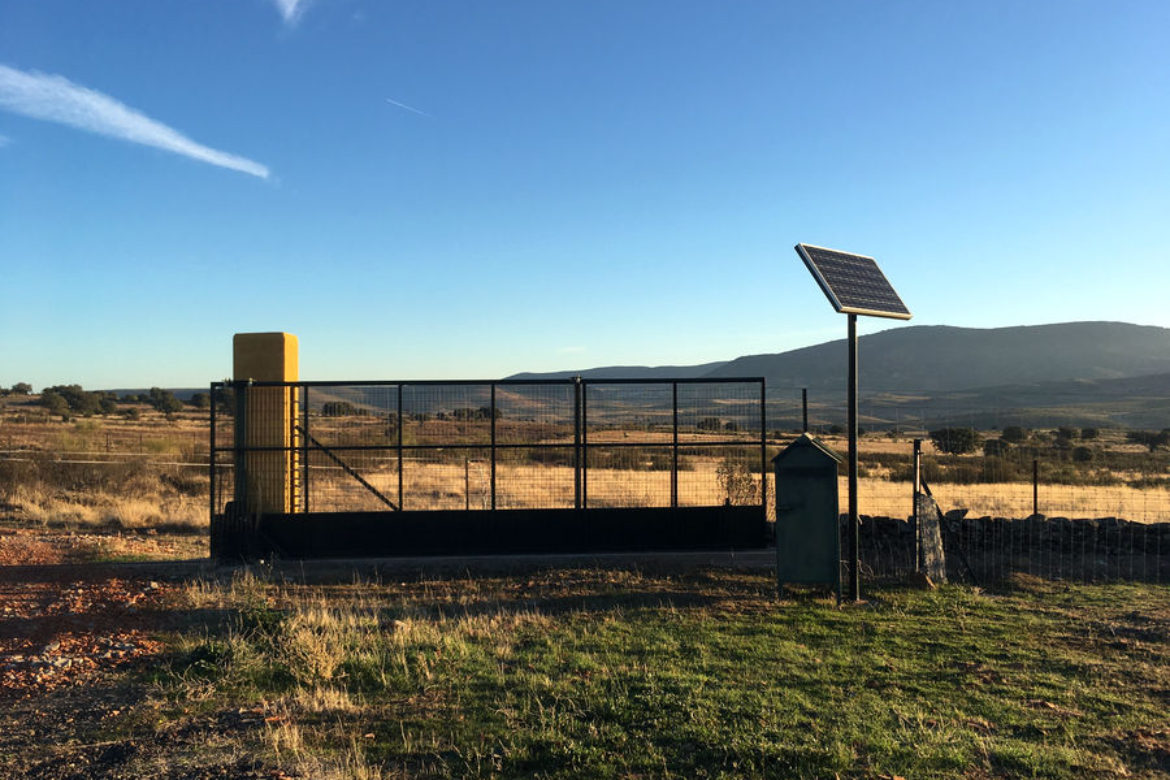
left=295, top=425, right=400, bottom=511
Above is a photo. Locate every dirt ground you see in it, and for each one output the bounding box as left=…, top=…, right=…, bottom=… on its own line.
left=0, top=525, right=285, bottom=779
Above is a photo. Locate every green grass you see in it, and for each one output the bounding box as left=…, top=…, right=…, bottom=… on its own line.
left=146, top=570, right=1170, bottom=778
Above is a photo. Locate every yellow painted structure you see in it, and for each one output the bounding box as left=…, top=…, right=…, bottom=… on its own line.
left=234, top=332, right=300, bottom=514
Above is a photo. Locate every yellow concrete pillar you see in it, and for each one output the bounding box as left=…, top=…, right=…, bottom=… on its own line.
left=233, top=332, right=299, bottom=515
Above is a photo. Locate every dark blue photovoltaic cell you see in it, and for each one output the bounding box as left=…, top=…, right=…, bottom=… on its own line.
left=796, top=244, right=910, bottom=318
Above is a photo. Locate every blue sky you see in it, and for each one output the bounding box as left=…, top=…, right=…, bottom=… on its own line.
left=2, top=1, right=1168, bottom=390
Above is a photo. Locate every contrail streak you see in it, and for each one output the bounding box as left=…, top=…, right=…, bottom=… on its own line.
left=385, top=97, right=430, bottom=117
left=0, top=63, right=269, bottom=179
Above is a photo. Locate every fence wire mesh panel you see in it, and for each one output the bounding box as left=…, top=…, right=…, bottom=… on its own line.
left=678, top=445, right=763, bottom=508
left=585, top=446, right=674, bottom=508
left=211, top=378, right=767, bottom=518
left=757, top=419, right=1170, bottom=584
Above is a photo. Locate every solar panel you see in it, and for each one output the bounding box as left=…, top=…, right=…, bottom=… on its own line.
left=795, top=244, right=911, bottom=320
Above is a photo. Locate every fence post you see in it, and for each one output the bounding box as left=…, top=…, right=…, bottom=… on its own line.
left=582, top=381, right=589, bottom=509
left=490, top=383, right=497, bottom=511
left=209, top=382, right=217, bottom=533
left=397, top=385, right=404, bottom=511
left=574, top=378, right=582, bottom=510
left=671, top=381, right=678, bottom=509
left=301, top=386, right=310, bottom=513
left=760, top=380, right=768, bottom=515
left=913, top=438, right=922, bottom=572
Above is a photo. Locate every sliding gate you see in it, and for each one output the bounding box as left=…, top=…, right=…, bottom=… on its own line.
left=210, top=378, right=767, bottom=559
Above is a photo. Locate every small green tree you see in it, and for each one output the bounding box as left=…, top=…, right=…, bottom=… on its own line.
left=697, top=417, right=722, bottom=432
left=147, top=387, right=183, bottom=414
left=1081, top=427, right=1099, bottom=440
left=983, top=438, right=1011, bottom=457
left=188, top=392, right=210, bottom=410
left=1126, top=430, right=1170, bottom=452
left=41, top=389, right=69, bottom=417
left=10, top=382, right=31, bottom=395
left=930, top=427, right=980, bottom=455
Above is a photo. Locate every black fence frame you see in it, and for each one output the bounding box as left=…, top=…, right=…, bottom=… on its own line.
left=209, top=377, right=768, bottom=558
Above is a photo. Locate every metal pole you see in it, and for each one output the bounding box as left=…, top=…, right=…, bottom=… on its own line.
left=397, top=385, right=404, bottom=510
left=848, top=314, right=861, bottom=602
left=574, top=378, right=582, bottom=510
left=802, top=388, right=808, bottom=433
left=302, top=386, right=310, bottom=513
left=912, top=438, right=922, bottom=572
left=582, top=382, right=589, bottom=509
left=490, top=383, right=497, bottom=510
left=760, top=379, right=768, bottom=514
left=671, top=382, right=678, bottom=509
left=465, top=457, right=470, bottom=511
left=209, top=382, right=217, bottom=528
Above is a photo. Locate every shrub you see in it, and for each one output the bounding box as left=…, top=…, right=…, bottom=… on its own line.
left=1126, top=430, right=1170, bottom=452
left=1072, top=446, right=1094, bottom=463
left=929, top=427, right=980, bottom=455
left=716, top=456, right=757, bottom=505
left=322, top=401, right=360, bottom=417
left=1081, top=427, right=1099, bottom=440
left=696, top=417, right=722, bottom=432
left=148, top=387, right=184, bottom=414
left=982, top=438, right=1011, bottom=457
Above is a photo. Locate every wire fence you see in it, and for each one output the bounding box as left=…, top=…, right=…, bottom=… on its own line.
left=210, top=379, right=768, bottom=517
left=800, top=427, right=1170, bottom=585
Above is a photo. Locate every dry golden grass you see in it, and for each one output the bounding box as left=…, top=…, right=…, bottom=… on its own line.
left=8, top=483, right=207, bottom=530
left=304, top=460, right=1168, bottom=523
left=4, top=397, right=1167, bottom=529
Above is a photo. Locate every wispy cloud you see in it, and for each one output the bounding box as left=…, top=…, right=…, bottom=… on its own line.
left=0, top=133, right=9, bottom=147
left=272, top=0, right=312, bottom=25
left=0, top=63, right=269, bottom=179
left=386, top=97, right=430, bottom=118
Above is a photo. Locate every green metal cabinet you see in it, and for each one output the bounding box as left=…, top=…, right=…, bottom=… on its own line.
left=773, top=434, right=842, bottom=596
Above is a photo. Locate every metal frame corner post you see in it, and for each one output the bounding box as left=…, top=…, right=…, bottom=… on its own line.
left=397, top=384, right=404, bottom=510
left=760, top=379, right=768, bottom=514
left=802, top=387, right=808, bottom=433
left=490, top=383, right=497, bottom=511
left=671, top=381, right=679, bottom=509
left=208, top=382, right=218, bottom=541
left=574, top=378, right=582, bottom=510
left=848, top=313, right=860, bottom=602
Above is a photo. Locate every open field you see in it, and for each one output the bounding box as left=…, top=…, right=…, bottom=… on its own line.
left=4, top=394, right=1169, bottom=530
left=2, top=394, right=1170, bottom=776
left=0, top=533, right=1167, bottom=779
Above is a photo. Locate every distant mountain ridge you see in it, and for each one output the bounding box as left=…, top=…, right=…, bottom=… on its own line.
left=510, top=322, right=1170, bottom=396
left=507, top=361, right=729, bottom=381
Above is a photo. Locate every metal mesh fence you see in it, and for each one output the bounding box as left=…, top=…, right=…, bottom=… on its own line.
left=211, top=379, right=767, bottom=516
